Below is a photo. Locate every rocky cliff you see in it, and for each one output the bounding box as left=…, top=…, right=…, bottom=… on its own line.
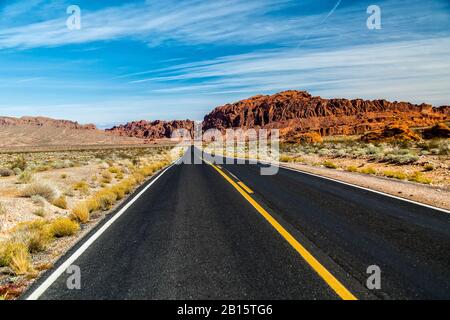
left=106, top=120, right=195, bottom=139
left=202, top=90, right=449, bottom=138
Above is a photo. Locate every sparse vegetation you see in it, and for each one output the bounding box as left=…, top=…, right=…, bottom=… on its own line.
left=360, top=167, right=377, bottom=175
left=73, top=181, right=90, bottom=195
left=0, top=146, right=175, bottom=291
left=18, top=171, right=33, bottom=184
left=22, top=182, right=58, bottom=202
left=382, top=170, right=407, bottom=180
left=52, top=195, right=68, bottom=209
left=346, top=165, right=358, bottom=172
left=33, top=208, right=46, bottom=217
left=323, top=161, right=338, bottom=169
left=408, top=171, right=432, bottom=184
left=49, top=218, right=79, bottom=237
left=71, top=203, right=90, bottom=223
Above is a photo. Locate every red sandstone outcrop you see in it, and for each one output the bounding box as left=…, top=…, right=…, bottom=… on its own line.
left=361, top=124, right=421, bottom=142
left=202, top=90, right=449, bottom=140
left=106, top=120, right=195, bottom=140
left=422, top=123, right=450, bottom=139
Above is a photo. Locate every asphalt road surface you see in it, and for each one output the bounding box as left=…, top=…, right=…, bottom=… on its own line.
left=26, top=147, right=450, bottom=300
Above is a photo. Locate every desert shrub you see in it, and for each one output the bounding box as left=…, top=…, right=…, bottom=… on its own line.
left=108, top=166, right=122, bottom=174
left=18, top=170, right=33, bottom=184
left=31, top=195, right=46, bottom=206
left=323, top=161, right=338, bottom=169
left=382, top=170, right=407, bottom=180
left=360, top=167, right=377, bottom=175
left=49, top=218, right=79, bottom=237
left=73, top=181, right=90, bottom=195
left=280, top=155, right=294, bottom=163
left=0, top=168, right=14, bottom=177
left=13, top=167, right=22, bottom=175
left=318, top=148, right=332, bottom=156
left=10, top=157, right=27, bottom=171
left=22, top=182, right=58, bottom=202
left=52, top=160, right=73, bottom=169
left=71, top=203, right=90, bottom=223
left=61, top=174, right=68, bottom=179
left=408, top=172, right=432, bottom=184
left=17, top=221, right=53, bottom=253
left=52, top=196, right=68, bottom=209
left=111, top=185, right=126, bottom=200
left=133, top=172, right=145, bottom=184
left=0, top=242, right=28, bottom=267
left=94, top=189, right=117, bottom=210
left=101, top=171, right=112, bottom=184
left=115, top=172, right=124, bottom=180
left=35, top=165, right=51, bottom=172
left=33, top=208, right=46, bottom=217
left=0, top=203, right=6, bottom=215
left=346, top=165, right=358, bottom=172
left=423, top=163, right=435, bottom=172
left=384, top=153, right=419, bottom=165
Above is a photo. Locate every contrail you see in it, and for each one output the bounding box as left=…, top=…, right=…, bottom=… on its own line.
left=297, top=0, right=342, bottom=48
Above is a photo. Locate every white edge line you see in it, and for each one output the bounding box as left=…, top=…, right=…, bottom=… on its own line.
left=227, top=156, right=450, bottom=215
left=26, top=159, right=180, bottom=300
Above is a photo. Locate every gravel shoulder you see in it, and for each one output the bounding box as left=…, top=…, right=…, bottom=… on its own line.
left=280, top=162, right=450, bottom=211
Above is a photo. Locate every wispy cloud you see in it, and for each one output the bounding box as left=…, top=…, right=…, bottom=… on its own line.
left=2, top=0, right=447, bottom=50
left=131, top=37, right=450, bottom=106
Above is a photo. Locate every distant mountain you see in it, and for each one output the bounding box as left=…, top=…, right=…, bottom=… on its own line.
left=0, top=116, right=142, bottom=148
left=106, top=120, right=195, bottom=139
left=202, top=90, right=449, bottom=139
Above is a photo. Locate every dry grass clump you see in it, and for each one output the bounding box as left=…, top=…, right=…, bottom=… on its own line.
left=101, top=171, right=112, bottom=184
left=408, top=171, right=432, bottom=184
left=33, top=208, right=46, bottom=217
left=382, top=170, right=407, bottom=180
left=0, top=242, right=32, bottom=275
left=423, top=163, right=435, bottom=172
left=18, top=170, right=33, bottom=184
left=346, top=165, right=358, bottom=172
left=108, top=166, right=122, bottom=174
left=360, top=167, right=377, bottom=175
left=73, top=181, right=90, bottom=195
left=49, top=218, right=79, bottom=237
left=323, top=161, right=338, bottom=169
left=22, top=182, right=58, bottom=202
left=71, top=203, right=90, bottom=223
left=0, top=216, right=82, bottom=276
left=52, top=195, right=68, bottom=209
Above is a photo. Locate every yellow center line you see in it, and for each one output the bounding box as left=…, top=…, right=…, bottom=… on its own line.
left=207, top=161, right=357, bottom=301
left=237, top=181, right=254, bottom=194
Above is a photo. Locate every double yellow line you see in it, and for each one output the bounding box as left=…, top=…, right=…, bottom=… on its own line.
left=208, top=162, right=357, bottom=301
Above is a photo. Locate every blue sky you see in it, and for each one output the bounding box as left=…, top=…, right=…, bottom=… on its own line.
left=0, top=0, right=449, bottom=127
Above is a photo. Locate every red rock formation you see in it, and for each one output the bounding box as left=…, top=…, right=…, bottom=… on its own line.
left=422, top=123, right=450, bottom=139
left=106, top=120, right=195, bottom=140
left=0, top=116, right=96, bottom=130
left=202, top=90, right=449, bottom=140
left=361, top=123, right=421, bottom=142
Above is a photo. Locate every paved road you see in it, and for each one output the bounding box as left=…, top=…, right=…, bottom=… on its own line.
left=28, top=147, right=450, bottom=300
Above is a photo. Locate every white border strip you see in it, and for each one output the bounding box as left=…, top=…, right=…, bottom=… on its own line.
left=26, top=160, right=179, bottom=300
left=228, top=156, right=450, bottom=214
